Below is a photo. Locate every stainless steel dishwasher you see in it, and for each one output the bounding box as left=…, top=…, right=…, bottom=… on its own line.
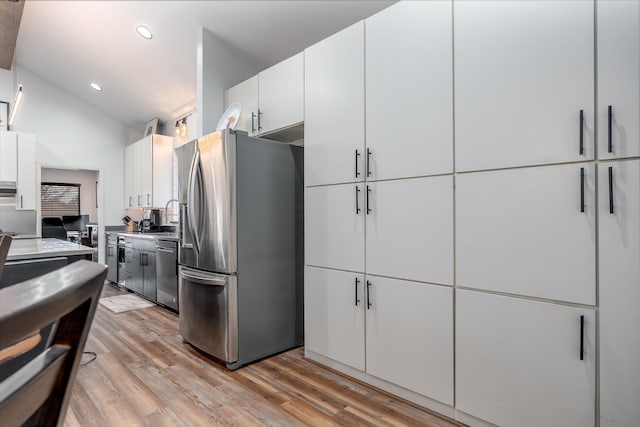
left=156, top=239, right=178, bottom=311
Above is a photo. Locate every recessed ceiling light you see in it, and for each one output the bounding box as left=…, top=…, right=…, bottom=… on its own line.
left=136, top=25, right=152, bottom=40
left=90, top=82, right=102, bottom=91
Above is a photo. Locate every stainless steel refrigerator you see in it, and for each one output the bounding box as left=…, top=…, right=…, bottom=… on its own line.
left=175, top=129, right=303, bottom=370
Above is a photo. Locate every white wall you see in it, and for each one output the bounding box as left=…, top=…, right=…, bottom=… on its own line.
left=41, top=168, right=99, bottom=222
left=197, top=28, right=260, bottom=136
left=3, top=65, right=141, bottom=225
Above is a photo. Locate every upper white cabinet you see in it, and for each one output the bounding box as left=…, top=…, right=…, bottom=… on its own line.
left=597, top=0, right=640, bottom=160
left=305, top=183, right=365, bottom=273
left=456, top=163, right=596, bottom=305
left=599, top=159, right=640, bottom=427
left=366, top=277, right=453, bottom=405
left=258, top=52, right=304, bottom=135
left=124, top=134, right=172, bottom=209
left=305, top=267, right=365, bottom=371
left=456, top=290, right=596, bottom=427
left=0, top=131, right=18, bottom=182
left=366, top=176, right=453, bottom=285
left=16, top=133, right=37, bottom=210
left=225, top=53, right=303, bottom=138
left=0, top=131, right=37, bottom=210
left=454, top=0, right=594, bottom=171
left=366, top=1, right=453, bottom=180
left=305, top=22, right=365, bottom=187
left=225, top=76, right=258, bottom=136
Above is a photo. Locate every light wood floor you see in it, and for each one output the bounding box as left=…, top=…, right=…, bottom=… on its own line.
left=65, top=282, right=463, bottom=427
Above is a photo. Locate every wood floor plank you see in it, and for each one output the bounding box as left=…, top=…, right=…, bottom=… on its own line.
left=66, top=283, right=463, bottom=427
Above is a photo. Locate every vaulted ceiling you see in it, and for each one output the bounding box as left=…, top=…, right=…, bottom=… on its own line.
left=11, top=0, right=395, bottom=131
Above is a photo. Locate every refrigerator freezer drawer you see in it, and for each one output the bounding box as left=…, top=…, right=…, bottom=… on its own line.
left=178, top=266, right=238, bottom=363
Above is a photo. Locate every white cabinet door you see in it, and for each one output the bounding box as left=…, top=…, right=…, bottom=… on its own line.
left=305, top=21, right=364, bottom=186
left=132, top=141, right=143, bottom=207
left=597, top=0, right=640, bottom=160
left=599, top=159, right=640, bottom=427
left=366, top=0, right=452, bottom=180
left=305, top=184, right=364, bottom=273
left=456, top=163, right=596, bottom=305
left=456, top=290, right=596, bottom=427
left=150, top=135, right=173, bottom=208
left=366, top=176, right=453, bottom=285
left=16, top=133, right=37, bottom=210
left=139, top=135, right=153, bottom=208
left=0, top=131, right=17, bottom=182
left=225, top=75, right=258, bottom=136
left=124, top=143, right=134, bottom=208
left=258, top=52, right=303, bottom=134
left=454, top=0, right=594, bottom=171
left=305, top=267, right=365, bottom=371
left=366, top=277, right=453, bottom=405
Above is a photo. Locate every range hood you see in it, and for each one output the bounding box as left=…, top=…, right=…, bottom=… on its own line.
left=0, top=181, right=17, bottom=196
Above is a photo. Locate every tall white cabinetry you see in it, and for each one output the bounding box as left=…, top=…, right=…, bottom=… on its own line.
left=304, top=1, right=454, bottom=409
left=0, top=131, right=37, bottom=210
left=225, top=53, right=303, bottom=139
left=304, top=1, right=638, bottom=426
left=124, top=134, right=172, bottom=209
left=454, top=0, right=594, bottom=171
left=597, top=0, right=640, bottom=160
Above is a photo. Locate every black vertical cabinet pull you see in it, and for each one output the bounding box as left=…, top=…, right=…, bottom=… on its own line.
left=580, top=315, right=585, bottom=361
left=355, top=186, right=361, bottom=214
left=366, top=148, right=372, bottom=177
left=579, top=109, right=584, bottom=155
left=608, top=166, right=614, bottom=214
left=608, top=105, right=613, bottom=153
left=355, top=277, right=361, bottom=306
left=580, top=167, right=585, bottom=213
left=366, top=280, right=372, bottom=309
left=355, top=150, right=360, bottom=178
left=366, top=186, right=372, bottom=214
left=258, top=109, right=263, bottom=131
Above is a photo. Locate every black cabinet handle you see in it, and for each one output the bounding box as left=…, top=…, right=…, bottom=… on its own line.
left=580, top=315, right=585, bottom=361
left=355, top=277, right=361, bottom=306
left=608, top=166, right=614, bottom=214
left=579, top=109, right=584, bottom=155
left=251, top=112, right=256, bottom=133
left=366, top=148, right=372, bottom=177
left=366, top=280, right=372, bottom=309
left=580, top=167, right=585, bottom=213
left=366, top=185, right=372, bottom=214
left=355, top=186, right=361, bottom=214
left=258, top=109, right=262, bottom=131
left=608, top=105, right=613, bottom=153
left=355, top=150, right=360, bottom=178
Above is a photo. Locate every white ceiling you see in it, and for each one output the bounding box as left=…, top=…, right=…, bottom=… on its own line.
left=14, top=0, right=395, bottom=132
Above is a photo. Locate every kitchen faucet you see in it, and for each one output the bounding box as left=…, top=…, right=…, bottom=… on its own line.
left=164, top=199, right=179, bottom=224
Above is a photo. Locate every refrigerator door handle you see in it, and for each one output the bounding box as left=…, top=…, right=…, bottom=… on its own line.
left=181, top=268, right=228, bottom=286
left=187, top=150, right=202, bottom=254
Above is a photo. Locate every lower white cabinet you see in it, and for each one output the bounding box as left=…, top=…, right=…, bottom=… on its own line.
left=304, top=267, right=365, bottom=371
left=599, top=159, right=640, bottom=427
left=365, top=276, right=453, bottom=405
left=456, top=290, right=596, bottom=427
left=456, top=163, right=596, bottom=305
left=366, top=176, right=453, bottom=285
left=305, top=184, right=365, bottom=273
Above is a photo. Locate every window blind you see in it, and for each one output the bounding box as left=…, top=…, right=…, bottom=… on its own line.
left=41, top=183, right=80, bottom=217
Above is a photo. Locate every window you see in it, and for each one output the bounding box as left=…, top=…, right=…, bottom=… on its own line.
left=41, top=183, right=80, bottom=217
